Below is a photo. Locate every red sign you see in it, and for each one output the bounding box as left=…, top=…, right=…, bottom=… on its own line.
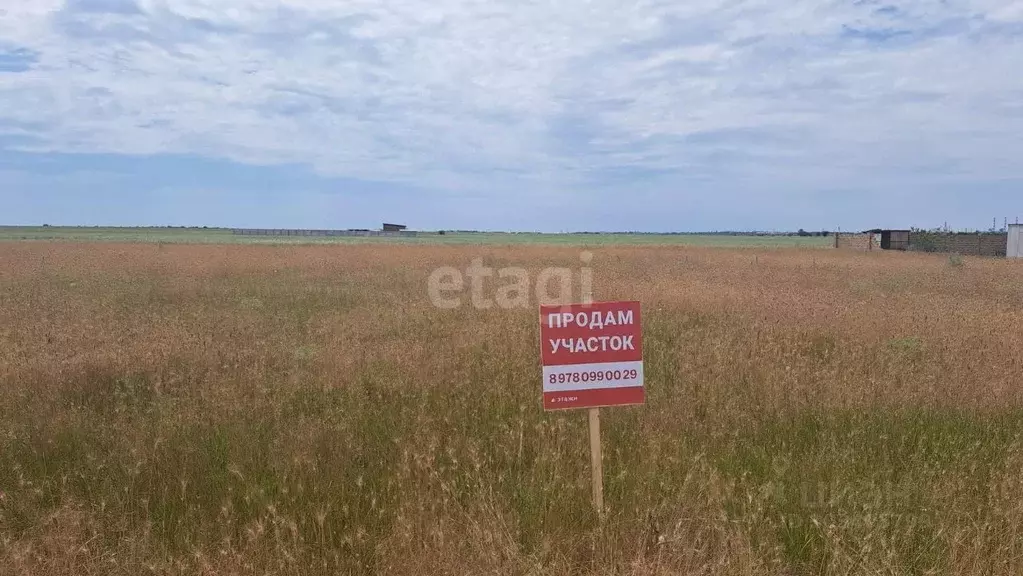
left=539, top=301, right=644, bottom=410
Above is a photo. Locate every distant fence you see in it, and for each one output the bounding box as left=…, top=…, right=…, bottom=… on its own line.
left=834, top=231, right=1008, bottom=257
left=834, top=233, right=878, bottom=251
left=907, top=232, right=1006, bottom=257
left=232, top=229, right=418, bottom=238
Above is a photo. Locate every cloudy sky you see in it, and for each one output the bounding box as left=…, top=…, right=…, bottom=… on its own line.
left=1, top=0, right=1021, bottom=232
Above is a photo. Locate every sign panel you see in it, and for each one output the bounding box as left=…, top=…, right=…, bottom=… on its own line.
left=539, top=301, right=644, bottom=410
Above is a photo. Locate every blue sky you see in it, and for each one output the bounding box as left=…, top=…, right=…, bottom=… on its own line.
left=1, top=0, right=1022, bottom=232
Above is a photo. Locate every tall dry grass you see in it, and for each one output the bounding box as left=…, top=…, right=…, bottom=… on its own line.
left=1, top=242, right=1023, bottom=575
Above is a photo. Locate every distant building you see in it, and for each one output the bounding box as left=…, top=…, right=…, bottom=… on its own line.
left=838, top=227, right=1021, bottom=257
left=382, top=223, right=407, bottom=232
left=880, top=230, right=911, bottom=251
left=1009, top=224, right=1022, bottom=258
left=862, top=229, right=910, bottom=251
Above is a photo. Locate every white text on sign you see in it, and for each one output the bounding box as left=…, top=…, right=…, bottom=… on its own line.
left=539, top=301, right=644, bottom=411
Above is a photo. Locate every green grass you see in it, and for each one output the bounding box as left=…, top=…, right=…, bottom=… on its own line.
left=3, top=375, right=1019, bottom=574
left=0, top=226, right=834, bottom=247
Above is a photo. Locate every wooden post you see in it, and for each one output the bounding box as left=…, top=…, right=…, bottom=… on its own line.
left=588, top=407, right=604, bottom=516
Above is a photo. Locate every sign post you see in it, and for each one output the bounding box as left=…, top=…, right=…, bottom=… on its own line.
left=540, top=300, right=644, bottom=515
left=588, top=407, right=604, bottom=513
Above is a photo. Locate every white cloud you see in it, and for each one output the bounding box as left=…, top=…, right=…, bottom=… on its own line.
left=0, top=0, right=1021, bottom=195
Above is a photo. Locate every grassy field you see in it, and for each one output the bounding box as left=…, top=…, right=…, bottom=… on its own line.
left=0, top=226, right=834, bottom=248
left=2, top=242, right=1022, bottom=575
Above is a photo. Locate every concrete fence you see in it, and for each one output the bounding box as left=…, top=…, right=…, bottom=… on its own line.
left=833, top=233, right=878, bottom=251
left=835, top=231, right=1009, bottom=257
left=907, top=232, right=1007, bottom=257
left=232, top=229, right=418, bottom=238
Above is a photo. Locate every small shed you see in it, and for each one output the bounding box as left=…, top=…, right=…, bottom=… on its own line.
left=1009, top=224, right=1022, bottom=258
left=881, top=230, right=911, bottom=251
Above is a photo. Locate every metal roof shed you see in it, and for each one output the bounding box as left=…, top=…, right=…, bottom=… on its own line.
left=1009, top=224, right=1022, bottom=258
left=881, top=230, right=911, bottom=251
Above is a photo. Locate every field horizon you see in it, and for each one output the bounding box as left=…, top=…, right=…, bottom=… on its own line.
left=0, top=226, right=836, bottom=248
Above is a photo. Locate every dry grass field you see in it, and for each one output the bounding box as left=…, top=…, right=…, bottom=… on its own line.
left=2, top=242, right=1023, bottom=575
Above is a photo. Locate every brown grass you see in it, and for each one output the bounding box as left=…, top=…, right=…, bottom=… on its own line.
left=1, top=242, right=1023, bottom=575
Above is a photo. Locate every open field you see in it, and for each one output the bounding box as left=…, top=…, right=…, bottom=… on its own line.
left=0, top=226, right=834, bottom=248
left=2, top=242, right=1023, bottom=575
